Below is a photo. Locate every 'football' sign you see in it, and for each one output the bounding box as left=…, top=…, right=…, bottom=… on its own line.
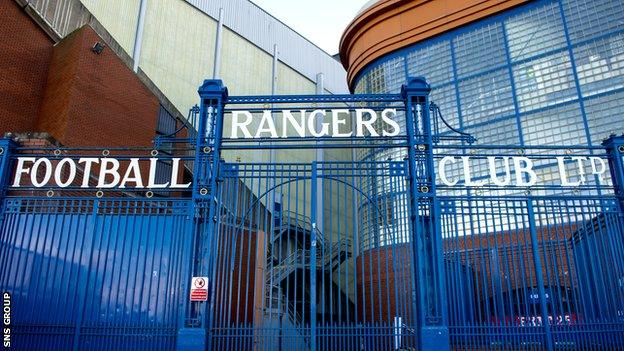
left=11, top=157, right=190, bottom=189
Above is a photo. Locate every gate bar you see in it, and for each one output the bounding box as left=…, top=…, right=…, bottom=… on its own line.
left=526, top=200, right=554, bottom=351
left=310, top=162, right=318, bottom=351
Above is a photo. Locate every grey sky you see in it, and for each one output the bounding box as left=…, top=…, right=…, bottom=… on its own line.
left=251, top=0, right=369, bottom=55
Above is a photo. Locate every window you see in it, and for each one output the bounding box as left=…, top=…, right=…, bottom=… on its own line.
left=505, top=3, right=566, bottom=62
left=513, top=51, right=577, bottom=112
left=454, top=23, right=507, bottom=78
left=407, top=40, right=454, bottom=86
left=459, top=69, right=515, bottom=126
left=574, top=33, right=624, bottom=97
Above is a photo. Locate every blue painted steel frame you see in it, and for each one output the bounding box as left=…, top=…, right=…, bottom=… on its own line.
left=525, top=199, right=554, bottom=351
left=0, top=138, right=15, bottom=236
left=177, top=80, right=229, bottom=351
left=0, top=138, right=15, bottom=199
left=180, top=78, right=453, bottom=350
left=0, top=150, right=191, bottom=350
left=185, top=78, right=624, bottom=350
left=310, top=162, right=318, bottom=351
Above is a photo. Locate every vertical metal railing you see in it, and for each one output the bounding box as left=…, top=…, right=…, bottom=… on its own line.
left=310, top=161, right=318, bottom=351
left=525, top=199, right=554, bottom=351
left=0, top=138, right=14, bottom=211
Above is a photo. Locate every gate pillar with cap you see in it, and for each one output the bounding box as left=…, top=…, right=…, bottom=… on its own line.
left=177, top=79, right=228, bottom=351
left=402, top=77, right=451, bottom=351
left=604, top=135, right=624, bottom=212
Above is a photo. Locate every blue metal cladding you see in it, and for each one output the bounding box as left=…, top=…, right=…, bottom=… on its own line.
left=1, top=198, right=192, bottom=350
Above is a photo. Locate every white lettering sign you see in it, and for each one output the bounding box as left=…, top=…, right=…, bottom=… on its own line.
left=11, top=157, right=190, bottom=189
left=438, top=156, right=607, bottom=187
left=228, top=108, right=401, bottom=139
left=9, top=155, right=609, bottom=190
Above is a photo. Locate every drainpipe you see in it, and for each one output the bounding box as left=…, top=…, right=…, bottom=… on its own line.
left=132, top=0, right=148, bottom=72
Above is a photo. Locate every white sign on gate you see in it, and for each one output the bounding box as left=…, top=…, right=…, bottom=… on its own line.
left=190, top=276, right=208, bottom=302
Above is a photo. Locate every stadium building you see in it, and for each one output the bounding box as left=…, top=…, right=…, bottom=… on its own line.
left=340, top=0, right=624, bottom=349
left=0, top=0, right=623, bottom=350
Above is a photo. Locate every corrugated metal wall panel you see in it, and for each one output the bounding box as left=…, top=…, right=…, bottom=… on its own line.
left=24, top=0, right=348, bottom=96
left=184, top=0, right=349, bottom=94
left=139, top=0, right=217, bottom=115
left=26, top=0, right=90, bottom=38
left=79, top=0, right=140, bottom=54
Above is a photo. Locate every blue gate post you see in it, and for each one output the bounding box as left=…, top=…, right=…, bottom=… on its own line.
left=401, top=77, right=450, bottom=350
left=0, top=137, right=16, bottom=247
left=0, top=138, right=16, bottom=196
left=0, top=138, right=16, bottom=218
left=603, top=135, right=624, bottom=211
left=177, top=80, right=228, bottom=351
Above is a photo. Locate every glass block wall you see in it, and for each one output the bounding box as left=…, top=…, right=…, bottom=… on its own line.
left=354, top=0, right=624, bottom=250
left=355, top=0, right=623, bottom=146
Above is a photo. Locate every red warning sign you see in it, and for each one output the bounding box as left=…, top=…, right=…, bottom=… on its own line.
left=190, top=276, right=208, bottom=301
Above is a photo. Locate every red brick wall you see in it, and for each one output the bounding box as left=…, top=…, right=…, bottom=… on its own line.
left=443, top=224, right=577, bottom=299
left=0, top=0, right=53, bottom=133
left=356, top=245, right=415, bottom=323
left=230, top=229, right=259, bottom=324
left=213, top=225, right=261, bottom=325
left=36, top=26, right=159, bottom=147
left=0, top=2, right=161, bottom=147
left=356, top=224, right=578, bottom=324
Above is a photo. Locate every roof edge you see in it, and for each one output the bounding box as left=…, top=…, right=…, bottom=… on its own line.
left=339, top=0, right=529, bottom=91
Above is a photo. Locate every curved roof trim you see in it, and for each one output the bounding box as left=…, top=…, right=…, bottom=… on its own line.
left=339, top=0, right=529, bottom=91
left=356, top=0, right=383, bottom=16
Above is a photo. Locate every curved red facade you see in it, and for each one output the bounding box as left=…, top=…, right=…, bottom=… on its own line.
left=339, top=0, right=529, bottom=90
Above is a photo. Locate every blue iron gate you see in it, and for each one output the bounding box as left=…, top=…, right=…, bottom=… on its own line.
left=0, top=78, right=624, bottom=350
